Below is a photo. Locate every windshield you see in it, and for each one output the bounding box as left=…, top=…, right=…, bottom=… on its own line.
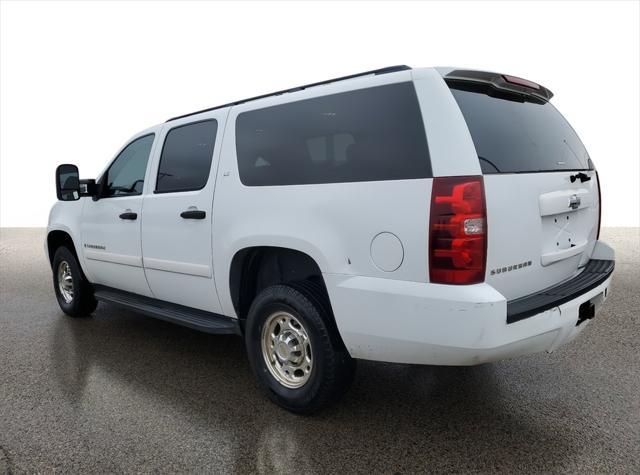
left=449, top=84, right=591, bottom=174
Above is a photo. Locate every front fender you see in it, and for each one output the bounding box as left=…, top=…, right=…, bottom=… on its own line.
left=46, top=199, right=90, bottom=278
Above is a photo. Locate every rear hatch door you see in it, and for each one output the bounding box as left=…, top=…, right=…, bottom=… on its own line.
left=447, top=72, right=600, bottom=300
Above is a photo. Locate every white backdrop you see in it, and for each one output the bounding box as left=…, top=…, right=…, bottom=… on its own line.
left=1, top=0, right=638, bottom=227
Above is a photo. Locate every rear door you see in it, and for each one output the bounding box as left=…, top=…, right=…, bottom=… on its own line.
left=447, top=77, right=600, bottom=300
left=141, top=113, right=227, bottom=314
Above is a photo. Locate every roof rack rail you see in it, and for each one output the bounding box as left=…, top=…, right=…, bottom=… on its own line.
left=166, top=65, right=411, bottom=122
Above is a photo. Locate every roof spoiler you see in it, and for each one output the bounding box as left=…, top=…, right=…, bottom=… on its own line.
left=445, top=69, right=553, bottom=102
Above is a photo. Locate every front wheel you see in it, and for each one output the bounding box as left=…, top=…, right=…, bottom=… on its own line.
left=245, top=283, right=355, bottom=414
left=52, top=246, right=97, bottom=317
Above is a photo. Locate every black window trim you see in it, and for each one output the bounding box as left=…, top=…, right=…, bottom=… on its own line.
left=99, top=133, right=156, bottom=200
left=154, top=118, right=219, bottom=194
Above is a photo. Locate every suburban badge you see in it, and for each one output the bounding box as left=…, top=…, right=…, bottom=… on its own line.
left=490, top=260, right=533, bottom=276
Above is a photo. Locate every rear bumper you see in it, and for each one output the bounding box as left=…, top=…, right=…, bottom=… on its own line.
left=324, top=251, right=614, bottom=366
left=507, top=259, right=614, bottom=323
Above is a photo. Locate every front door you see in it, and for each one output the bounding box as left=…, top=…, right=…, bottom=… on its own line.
left=141, top=114, right=226, bottom=313
left=81, top=133, right=156, bottom=297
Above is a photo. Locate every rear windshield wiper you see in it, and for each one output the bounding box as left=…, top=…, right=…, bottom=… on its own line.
left=478, top=156, right=501, bottom=173
left=570, top=172, right=591, bottom=183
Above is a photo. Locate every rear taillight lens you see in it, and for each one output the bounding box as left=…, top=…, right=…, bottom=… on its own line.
left=429, top=176, right=487, bottom=284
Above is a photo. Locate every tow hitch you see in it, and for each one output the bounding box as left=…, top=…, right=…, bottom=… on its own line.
left=576, top=300, right=596, bottom=326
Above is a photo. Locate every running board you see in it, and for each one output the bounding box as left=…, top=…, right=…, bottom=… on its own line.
left=94, top=285, right=240, bottom=335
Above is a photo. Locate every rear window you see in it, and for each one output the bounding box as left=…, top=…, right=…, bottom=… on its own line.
left=235, top=82, right=431, bottom=186
left=449, top=84, right=591, bottom=174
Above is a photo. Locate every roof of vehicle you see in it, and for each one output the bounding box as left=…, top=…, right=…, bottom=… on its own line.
left=165, top=65, right=412, bottom=123
left=162, top=65, right=553, bottom=130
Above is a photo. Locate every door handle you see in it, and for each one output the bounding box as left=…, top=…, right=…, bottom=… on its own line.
left=180, top=210, right=206, bottom=220
left=119, top=212, right=137, bottom=220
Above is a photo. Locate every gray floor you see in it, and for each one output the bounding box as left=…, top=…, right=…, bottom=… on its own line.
left=1, top=228, right=638, bottom=473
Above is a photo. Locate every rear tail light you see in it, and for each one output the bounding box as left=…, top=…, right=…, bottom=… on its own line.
left=429, top=176, right=487, bottom=284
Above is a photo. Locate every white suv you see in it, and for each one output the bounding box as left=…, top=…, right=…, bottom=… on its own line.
left=47, top=66, right=615, bottom=413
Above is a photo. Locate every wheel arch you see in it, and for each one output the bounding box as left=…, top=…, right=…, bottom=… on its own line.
left=46, top=229, right=89, bottom=280
left=228, top=246, right=338, bottom=332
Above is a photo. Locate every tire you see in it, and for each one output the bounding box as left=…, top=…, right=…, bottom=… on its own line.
left=52, top=246, right=97, bottom=318
left=245, top=283, right=355, bottom=414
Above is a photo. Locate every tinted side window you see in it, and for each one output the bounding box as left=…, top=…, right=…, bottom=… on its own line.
left=104, top=134, right=155, bottom=197
left=156, top=120, right=218, bottom=193
left=449, top=84, right=591, bottom=174
left=236, top=82, right=431, bottom=186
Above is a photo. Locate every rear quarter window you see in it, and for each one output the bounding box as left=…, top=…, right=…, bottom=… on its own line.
left=449, top=84, right=591, bottom=174
left=235, top=82, right=431, bottom=186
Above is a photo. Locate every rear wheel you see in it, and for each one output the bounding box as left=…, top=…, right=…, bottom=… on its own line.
left=52, top=246, right=97, bottom=317
left=245, top=283, right=355, bottom=414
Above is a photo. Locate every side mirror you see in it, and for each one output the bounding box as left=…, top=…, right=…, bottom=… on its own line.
left=56, top=164, right=80, bottom=201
